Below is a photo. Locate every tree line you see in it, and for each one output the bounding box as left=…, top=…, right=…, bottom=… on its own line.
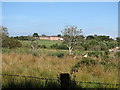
left=1, top=26, right=120, bottom=55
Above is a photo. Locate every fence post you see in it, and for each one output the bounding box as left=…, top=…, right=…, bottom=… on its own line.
left=60, top=73, right=71, bottom=88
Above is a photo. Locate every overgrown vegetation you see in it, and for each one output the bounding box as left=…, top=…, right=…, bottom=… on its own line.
left=2, top=51, right=118, bottom=88
left=1, top=27, right=22, bottom=49
left=48, top=52, right=65, bottom=58
left=1, top=26, right=119, bottom=88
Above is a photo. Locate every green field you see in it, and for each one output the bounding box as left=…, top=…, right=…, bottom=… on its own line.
left=20, top=39, right=62, bottom=48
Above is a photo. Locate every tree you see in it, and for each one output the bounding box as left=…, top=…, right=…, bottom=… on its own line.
left=62, top=25, right=82, bottom=55
left=57, top=34, right=62, bottom=37
left=0, top=26, right=9, bottom=37
left=33, top=33, right=39, bottom=37
left=13, top=36, right=31, bottom=40
left=95, top=35, right=111, bottom=41
left=1, top=26, right=22, bottom=49
left=86, top=35, right=95, bottom=40
left=42, top=34, right=46, bottom=36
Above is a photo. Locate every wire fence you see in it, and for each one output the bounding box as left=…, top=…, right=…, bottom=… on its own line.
left=1, top=74, right=58, bottom=80
left=1, top=73, right=120, bottom=88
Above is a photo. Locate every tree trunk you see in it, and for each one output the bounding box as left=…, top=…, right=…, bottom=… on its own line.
left=31, top=44, right=35, bottom=49
left=68, top=47, right=73, bottom=55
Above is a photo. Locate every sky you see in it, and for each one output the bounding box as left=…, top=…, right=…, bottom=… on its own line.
left=2, top=2, right=118, bottom=38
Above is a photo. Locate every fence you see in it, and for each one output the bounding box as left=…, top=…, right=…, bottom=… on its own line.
left=1, top=73, right=120, bottom=88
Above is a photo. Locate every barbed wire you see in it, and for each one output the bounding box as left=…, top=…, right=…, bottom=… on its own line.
left=75, top=81, right=120, bottom=86
left=1, top=73, right=120, bottom=86
left=0, top=74, right=58, bottom=80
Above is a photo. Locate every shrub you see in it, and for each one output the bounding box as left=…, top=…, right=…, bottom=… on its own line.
left=89, top=59, right=97, bottom=65
left=116, top=52, right=120, bottom=57
left=13, top=36, right=32, bottom=40
left=102, top=55, right=109, bottom=61
left=80, top=58, right=97, bottom=65
left=71, top=58, right=97, bottom=74
left=50, top=43, right=58, bottom=49
left=55, top=53, right=64, bottom=58
left=39, top=45, right=47, bottom=48
left=2, top=48, right=11, bottom=53
left=81, top=40, right=110, bottom=51
left=56, top=44, right=68, bottom=50
left=2, top=37, right=22, bottom=49
left=99, top=61, right=109, bottom=69
left=100, top=42, right=108, bottom=50
left=74, top=46, right=85, bottom=51
left=106, top=41, right=118, bottom=49
left=110, top=62, right=118, bottom=67
left=50, top=44, right=67, bottom=50
left=87, top=51, right=102, bottom=58
left=104, top=50, right=110, bottom=55
left=71, top=62, right=81, bottom=74
left=48, top=52, right=65, bottom=58
left=80, top=58, right=90, bottom=65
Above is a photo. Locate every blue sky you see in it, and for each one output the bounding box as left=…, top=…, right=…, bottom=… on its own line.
left=2, top=2, right=118, bottom=38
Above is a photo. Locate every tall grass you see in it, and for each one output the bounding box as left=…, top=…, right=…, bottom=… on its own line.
left=2, top=52, right=119, bottom=87
left=2, top=48, right=67, bottom=55
left=2, top=53, right=77, bottom=78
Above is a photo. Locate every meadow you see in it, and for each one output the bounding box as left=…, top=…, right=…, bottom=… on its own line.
left=2, top=40, right=119, bottom=88
left=20, top=39, right=62, bottom=48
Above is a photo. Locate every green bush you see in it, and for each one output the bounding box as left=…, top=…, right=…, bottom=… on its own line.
left=2, top=37, right=22, bottom=49
left=74, top=46, right=85, bottom=51
left=39, top=45, right=47, bottom=48
left=2, top=48, right=11, bottom=53
left=99, top=61, right=109, bottom=69
left=48, top=52, right=65, bottom=58
left=80, top=39, right=112, bottom=51
left=106, top=41, right=118, bottom=49
left=56, top=44, right=68, bottom=50
left=80, top=58, right=97, bottom=65
left=71, top=62, right=81, bottom=74
left=110, top=62, right=118, bottom=67
left=81, top=40, right=101, bottom=51
left=102, top=55, right=109, bottom=61
left=50, top=43, right=58, bottom=48
left=87, top=51, right=102, bottom=58
left=50, top=43, right=67, bottom=50
left=89, top=59, right=97, bottom=65
left=13, top=36, right=32, bottom=40
left=80, top=58, right=90, bottom=65
left=104, top=50, right=110, bottom=55
left=115, top=52, right=120, bottom=58
left=71, top=58, right=97, bottom=74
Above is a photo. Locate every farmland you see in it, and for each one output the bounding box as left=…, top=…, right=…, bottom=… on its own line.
left=20, top=39, right=62, bottom=48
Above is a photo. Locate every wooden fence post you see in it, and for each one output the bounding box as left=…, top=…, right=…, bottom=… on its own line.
left=60, top=73, right=71, bottom=88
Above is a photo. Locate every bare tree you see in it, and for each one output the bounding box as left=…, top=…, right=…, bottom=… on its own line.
left=28, top=35, right=40, bottom=56
left=28, top=35, right=39, bottom=49
left=62, top=25, right=82, bottom=55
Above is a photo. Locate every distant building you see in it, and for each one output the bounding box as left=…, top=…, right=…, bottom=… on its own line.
left=39, top=36, right=63, bottom=41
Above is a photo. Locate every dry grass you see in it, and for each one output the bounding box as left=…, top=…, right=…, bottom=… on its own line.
left=2, top=52, right=118, bottom=85
left=2, top=53, right=78, bottom=78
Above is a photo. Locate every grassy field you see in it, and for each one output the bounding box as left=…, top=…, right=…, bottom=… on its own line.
left=2, top=47, right=119, bottom=88
left=20, top=39, right=62, bottom=48
left=1, top=40, right=120, bottom=88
